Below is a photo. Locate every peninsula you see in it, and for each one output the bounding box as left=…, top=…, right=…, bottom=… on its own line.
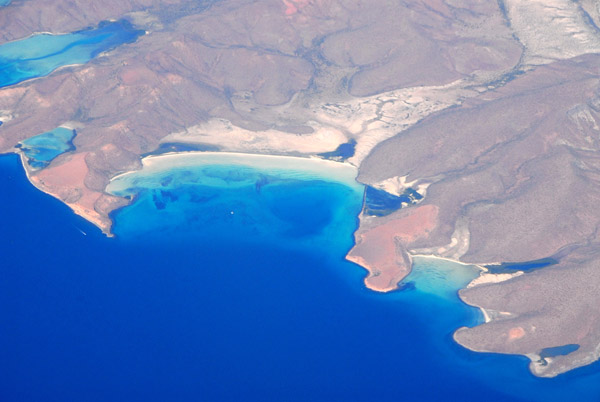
left=2, top=0, right=600, bottom=378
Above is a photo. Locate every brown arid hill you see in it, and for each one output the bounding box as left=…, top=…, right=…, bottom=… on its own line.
left=2, top=0, right=600, bottom=377
left=358, top=54, right=600, bottom=377
left=0, top=0, right=522, bottom=232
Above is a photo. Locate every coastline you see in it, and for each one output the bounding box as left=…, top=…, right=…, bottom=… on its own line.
left=6, top=149, right=365, bottom=239
left=5, top=145, right=587, bottom=379
left=11, top=149, right=116, bottom=236
left=109, top=151, right=362, bottom=190
left=344, top=204, right=440, bottom=292
left=348, top=238, right=532, bottom=350
left=345, top=248, right=413, bottom=293
left=7, top=142, right=519, bottom=312
left=8, top=144, right=519, bottom=321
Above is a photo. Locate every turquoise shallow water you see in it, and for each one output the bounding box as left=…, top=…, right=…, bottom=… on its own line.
left=0, top=20, right=143, bottom=88
left=107, top=155, right=363, bottom=253
left=17, top=127, right=75, bottom=169
left=2, top=153, right=600, bottom=401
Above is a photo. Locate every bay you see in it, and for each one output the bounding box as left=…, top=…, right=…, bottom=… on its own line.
left=0, top=20, right=143, bottom=88
left=1, top=153, right=600, bottom=401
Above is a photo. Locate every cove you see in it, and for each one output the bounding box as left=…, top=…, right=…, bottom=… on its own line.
left=106, top=152, right=364, bottom=250
left=364, top=185, right=423, bottom=216
left=2, top=152, right=600, bottom=401
left=0, top=20, right=144, bottom=88
left=318, top=139, right=357, bottom=161
left=16, top=127, right=75, bottom=169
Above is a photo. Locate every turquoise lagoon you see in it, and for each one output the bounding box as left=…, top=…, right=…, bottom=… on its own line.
left=17, top=127, right=75, bottom=169
left=0, top=20, right=143, bottom=88
left=107, top=153, right=364, bottom=250
left=2, top=152, right=600, bottom=401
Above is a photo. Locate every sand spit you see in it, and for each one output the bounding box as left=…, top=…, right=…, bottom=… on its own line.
left=467, top=271, right=524, bottom=288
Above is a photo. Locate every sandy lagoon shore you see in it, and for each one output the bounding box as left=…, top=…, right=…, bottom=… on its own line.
left=108, top=151, right=364, bottom=194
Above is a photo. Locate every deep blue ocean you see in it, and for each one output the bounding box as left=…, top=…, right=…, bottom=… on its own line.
left=2, top=153, right=600, bottom=401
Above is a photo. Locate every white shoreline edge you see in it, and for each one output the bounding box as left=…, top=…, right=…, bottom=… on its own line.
left=108, top=151, right=363, bottom=192
left=410, top=254, right=525, bottom=325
